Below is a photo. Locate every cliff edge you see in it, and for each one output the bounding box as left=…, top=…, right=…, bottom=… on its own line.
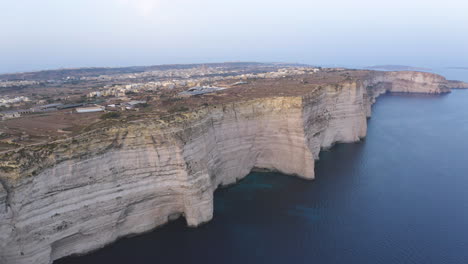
left=0, top=71, right=464, bottom=264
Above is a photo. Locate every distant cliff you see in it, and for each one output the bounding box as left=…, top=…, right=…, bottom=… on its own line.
left=0, top=71, right=465, bottom=264
left=447, top=80, right=468, bottom=89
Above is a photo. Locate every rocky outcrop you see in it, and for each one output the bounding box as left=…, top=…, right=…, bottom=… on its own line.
left=447, top=80, right=468, bottom=89
left=0, top=71, right=461, bottom=264
left=362, top=71, right=452, bottom=117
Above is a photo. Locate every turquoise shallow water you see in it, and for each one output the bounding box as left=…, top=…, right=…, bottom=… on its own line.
left=57, top=88, right=468, bottom=264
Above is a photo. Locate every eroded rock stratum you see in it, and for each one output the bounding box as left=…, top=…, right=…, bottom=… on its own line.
left=0, top=71, right=465, bottom=264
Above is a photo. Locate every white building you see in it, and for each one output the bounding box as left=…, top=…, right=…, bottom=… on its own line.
left=87, top=91, right=102, bottom=98
left=76, top=106, right=104, bottom=113
left=0, top=110, right=21, bottom=120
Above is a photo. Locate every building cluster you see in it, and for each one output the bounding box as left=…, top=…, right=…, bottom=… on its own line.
left=87, top=67, right=321, bottom=98
left=0, top=103, right=84, bottom=120
left=78, top=66, right=320, bottom=84
left=106, top=100, right=147, bottom=110
left=0, top=66, right=322, bottom=121
left=233, top=67, right=320, bottom=80
left=87, top=82, right=168, bottom=98
left=0, top=80, right=39, bottom=88
left=0, top=99, right=149, bottom=120
left=179, top=86, right=226, bottom=96
left=78, top=66, right=244, bottom=82
left=0, top=96, right=31, bottom=107
left=0, top=103, right=81, bottom=120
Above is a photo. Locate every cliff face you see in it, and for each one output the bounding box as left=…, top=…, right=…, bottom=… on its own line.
left=447, top=80, right=468, bottom=89
left=362, top=71, right=453, bottom=117
left=0, top=71, right=460, bottom=264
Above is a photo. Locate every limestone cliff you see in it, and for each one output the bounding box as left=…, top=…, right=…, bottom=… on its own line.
left=0, top=71, right=462, bottom=264
left=447, top=80, right=468, bottom=89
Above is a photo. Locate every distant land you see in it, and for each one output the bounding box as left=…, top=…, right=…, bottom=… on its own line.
left=0, top=62, right=309, bottom=81
left=447, top=67, right=468, bottom=70
left=366, top=65, right=432, bottom=72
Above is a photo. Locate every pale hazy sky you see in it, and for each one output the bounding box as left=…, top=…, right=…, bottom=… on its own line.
left=1, top=0, right=467, bottom=73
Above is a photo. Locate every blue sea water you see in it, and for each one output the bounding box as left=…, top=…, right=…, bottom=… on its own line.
left=56, top=86, right=468, bottom=264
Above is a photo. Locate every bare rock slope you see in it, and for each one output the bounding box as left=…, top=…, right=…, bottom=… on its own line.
left=0, top=71, right=464, bottom=264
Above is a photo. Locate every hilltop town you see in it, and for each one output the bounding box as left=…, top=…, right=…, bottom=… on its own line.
left=0, top=62, right=327, bottom=151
